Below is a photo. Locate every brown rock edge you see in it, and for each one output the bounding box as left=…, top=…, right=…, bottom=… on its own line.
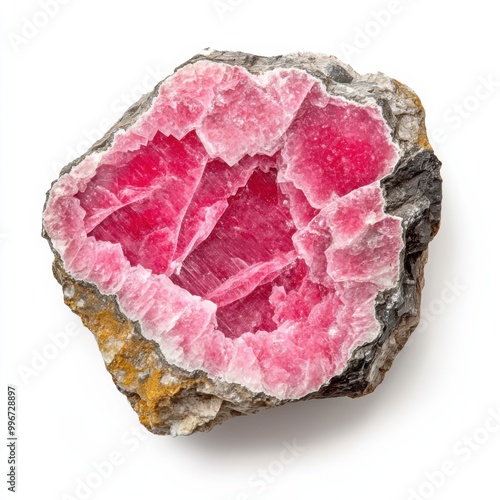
left=43, top=50, right=442, bottom=436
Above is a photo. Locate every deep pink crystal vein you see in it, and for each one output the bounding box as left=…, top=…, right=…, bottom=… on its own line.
left=43, top=61, right=403, bottom=399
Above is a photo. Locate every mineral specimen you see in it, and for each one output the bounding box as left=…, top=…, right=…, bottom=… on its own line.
left=42, top=50, right=442, bottom=436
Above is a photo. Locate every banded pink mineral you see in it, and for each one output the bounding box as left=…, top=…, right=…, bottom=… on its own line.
left=44, top=61, right=402, bottom=399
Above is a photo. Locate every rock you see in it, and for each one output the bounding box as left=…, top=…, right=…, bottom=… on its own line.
left=42, top=50, right=442, bottom=436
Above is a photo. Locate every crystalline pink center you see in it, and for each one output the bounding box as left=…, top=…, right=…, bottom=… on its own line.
left=44, top=61, right=403, bottom=399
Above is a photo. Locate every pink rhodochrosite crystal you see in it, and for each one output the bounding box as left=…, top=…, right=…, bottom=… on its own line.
left=43, top=51, right=442, bottom=435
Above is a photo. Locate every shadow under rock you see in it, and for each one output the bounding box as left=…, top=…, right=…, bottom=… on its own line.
left=181, top=343, right=424, bottom=456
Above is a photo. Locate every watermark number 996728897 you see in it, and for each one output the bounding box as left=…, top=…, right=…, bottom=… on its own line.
left=7, top=386, right=17, bottom=493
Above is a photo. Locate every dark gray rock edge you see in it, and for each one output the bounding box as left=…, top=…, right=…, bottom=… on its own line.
left=310, top=148, right=442, bottom=399
left=43, top=50, right=442, bottom=435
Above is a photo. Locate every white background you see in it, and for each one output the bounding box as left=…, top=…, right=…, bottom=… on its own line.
left=1, top=1, right=499, bottom=499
